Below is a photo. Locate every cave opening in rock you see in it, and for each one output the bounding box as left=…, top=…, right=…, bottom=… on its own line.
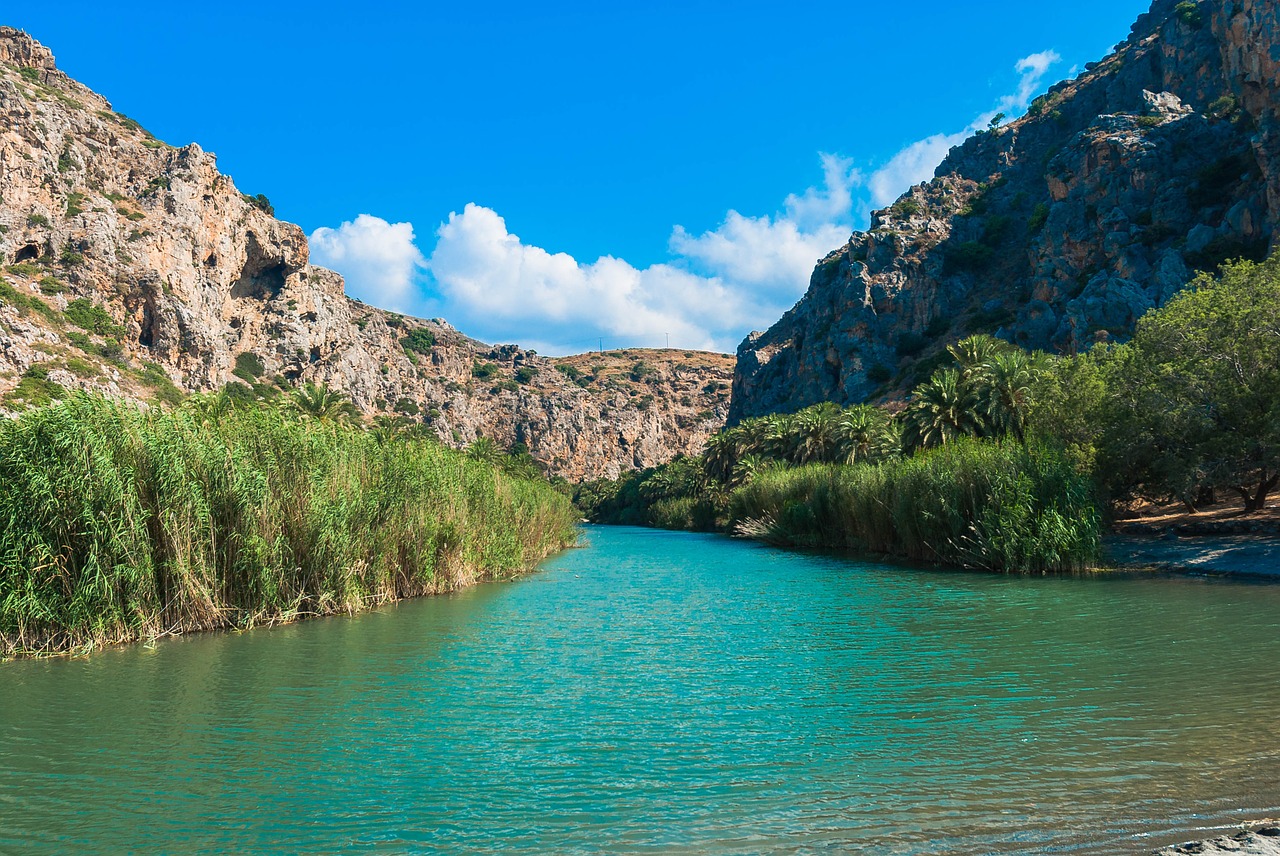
left=205, top=253, right=218, bottom=267
left=13, top=243, right=40, bottom=264
left=230, top=232, right=289, bottom=300
left=231, top=261, right=287, bottom=300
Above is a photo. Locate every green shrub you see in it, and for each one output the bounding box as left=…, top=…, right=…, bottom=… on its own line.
left=65, top=299, right=125, bottom=336
left=1174, top=1, right=1202, bottom=28
left=18, top=67, right=39, bottom=83
left=1028, top=203, right=1050, bottom=233
left=946, top=241, right=995, bottom=274
left=232, top=352, right=265, bottom=382
left=243, top=193, right=274, bottom=216
left=401, top=327, right=436, bottom=354
left=515, top=366, right=539, bottom=384
left=26, top=214, right=49, bottom=228
left=555, top=363, right=582, bottom=381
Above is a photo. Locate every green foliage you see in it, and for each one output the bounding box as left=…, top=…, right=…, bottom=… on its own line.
left=232, top=352, right=266, bottom=382
left=472, top=361, right=499, bottom=379
left=18, top=67, right=39, bottom=83
left=555, top=363, right=582, bottom=381
left=37, top=276, right=65, bottom=295
left=65, top=299, right=125, bottom=336
left=0, top=396, right=578, bottom=656
left=59, top=247, right=85, bottom=267
left=0, top=279, right=61, bottom=325
left=7, top=263, right=42, bottom=279
left=65, top=192, right=86, bottom=218
left=728, top=439, right=1101, bottom=573
left=26, top=214, right=49, bottom=228
left=1189, top=153, right=1258, bottom=211
left=892, top=198, right=921, bottom=218
left=945, top=241, right=995, bottom=274
left=1174, top=1, right=1203, bottom=28
left=394, top=397, right=420, bottom=416
left=1094, top=256, right=1280, bottom=510
left=1028, top=203, right=1050, bottom=233
left=4, top=364, right=67, bottom=410
left=515, top=366, right=539, bottom=384
left=1206, top=95, right=1240, bottom=122
left=629, top=361, right=654, bottom=382
left=138, top=362, right=184, bottom=406
left=243, top=193, right=275, bottom=216
left=401, top=327, right=436, bottom=354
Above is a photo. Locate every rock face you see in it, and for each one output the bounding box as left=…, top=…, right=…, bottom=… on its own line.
left=730, top=0, right=1280, bottom=422
left=0, top=27, right=732, bottom=480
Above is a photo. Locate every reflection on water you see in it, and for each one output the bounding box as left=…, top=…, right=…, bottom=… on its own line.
left=2, top=526, right=1278, bottom=854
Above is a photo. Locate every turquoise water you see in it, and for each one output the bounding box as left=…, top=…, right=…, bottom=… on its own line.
left=2, top=526, right=1280, bottom=854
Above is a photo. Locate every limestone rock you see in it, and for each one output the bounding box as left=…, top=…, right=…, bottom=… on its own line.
left=730, top=0, right=1279, bottom=421
left=0, top=27, right=732, bottom=480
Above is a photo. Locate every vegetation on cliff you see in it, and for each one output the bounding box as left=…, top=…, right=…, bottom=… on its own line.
left=579, top=255, right=1279, bottom=572
left=0, top=394, right=579, bottom=657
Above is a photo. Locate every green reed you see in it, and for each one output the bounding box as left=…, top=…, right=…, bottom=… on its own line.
left=0, top=395, right=578, bottom=657
left=729, top=437, right=1101, bottom=573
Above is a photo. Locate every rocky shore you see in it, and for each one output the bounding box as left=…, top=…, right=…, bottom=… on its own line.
left=1156, top=822, right=1280, bottom=854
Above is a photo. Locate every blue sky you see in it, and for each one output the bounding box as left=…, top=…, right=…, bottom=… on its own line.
left=12, top=0, right=1152, bottom=353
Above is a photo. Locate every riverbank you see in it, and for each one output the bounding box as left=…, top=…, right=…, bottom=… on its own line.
left=0, top=395, right=579, bottom=658
left=1156, top=821, right=1280, bottom=854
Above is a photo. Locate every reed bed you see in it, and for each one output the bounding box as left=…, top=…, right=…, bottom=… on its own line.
left=0, top=396, right=578, bottom=657
left=729, top=438, right=1101, bottom=573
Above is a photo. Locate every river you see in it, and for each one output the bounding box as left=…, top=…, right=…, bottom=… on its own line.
left=2, top=526, right=1279, bottom=854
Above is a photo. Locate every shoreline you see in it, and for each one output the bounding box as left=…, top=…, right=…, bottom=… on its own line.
left=1156, top=821, right=1280, bottom=854
left=1, top=538, right=576, bottom=661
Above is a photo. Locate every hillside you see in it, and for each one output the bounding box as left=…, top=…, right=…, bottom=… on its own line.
left=730, top=0, right=1279, bottom=421
left=0, top=28, right=732, bottom=480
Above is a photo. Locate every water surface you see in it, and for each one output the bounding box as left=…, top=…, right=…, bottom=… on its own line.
left=3, top=526, right=1279, bottom=854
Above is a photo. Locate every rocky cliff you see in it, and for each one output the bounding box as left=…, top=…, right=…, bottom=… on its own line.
left=731, top=0, right=1280, bottom=421
left=0, top=27, right=732, bottom=480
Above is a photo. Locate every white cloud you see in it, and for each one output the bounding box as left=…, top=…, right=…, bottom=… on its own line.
left=866, top=50, right=1061, bottom=210
left=428, top=203, right=749, bottom=353
left=421, top=155, right=860, bottom=353
left=309, top=215, right=427, bottom=312
left=309, top=51, right=1062, bottom=354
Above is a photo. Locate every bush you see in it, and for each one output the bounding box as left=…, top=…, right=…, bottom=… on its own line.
left=243, top=194, right=275, bottom=216
left=65, top=299, right=125, bottom=336
left=401, top=327, right=436, bottom=354
left=232, top=352, right=265, bottom=382
left=515, top=366, right=538, bottom=384
left=1028, top=203, right=1050, bottom=233
left=946, top=241, right=995, bottom=274
left=0, top=396, right=578, bottom=656
left=1174, top=1, right=1202, bottom=28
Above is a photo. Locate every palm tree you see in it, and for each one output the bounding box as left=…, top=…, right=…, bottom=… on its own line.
left=290, top=382, right=354, bottom=422
left=702, top=427, right=745, bottom=484
left=902, top=368, right=983, bottom=451
left=835, top=405, right=899, bottom=465
left=972, top=350, right=1042, bottom=443
left=739, top=414, right=786, bottom=461
left=788, top=404, right=841, bottom=464
left=948, top=334, right=1013, bottom=377
left=466, top=436, right=505, bottom=466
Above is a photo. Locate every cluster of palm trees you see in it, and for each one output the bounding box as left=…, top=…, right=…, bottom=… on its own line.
left=702, top=335, right=1047, bottom=487
left=902, top=335, right=1046, bottom=450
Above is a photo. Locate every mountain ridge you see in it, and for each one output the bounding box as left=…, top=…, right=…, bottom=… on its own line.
left=0, top=26, right=732, bottom=481
left=730, top=0, right=1279, bottom=422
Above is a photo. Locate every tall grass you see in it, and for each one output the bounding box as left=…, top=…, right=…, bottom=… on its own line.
left=729, top=438, right=1101, bottom=573
left=0, top=395, right=579, bottom=657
